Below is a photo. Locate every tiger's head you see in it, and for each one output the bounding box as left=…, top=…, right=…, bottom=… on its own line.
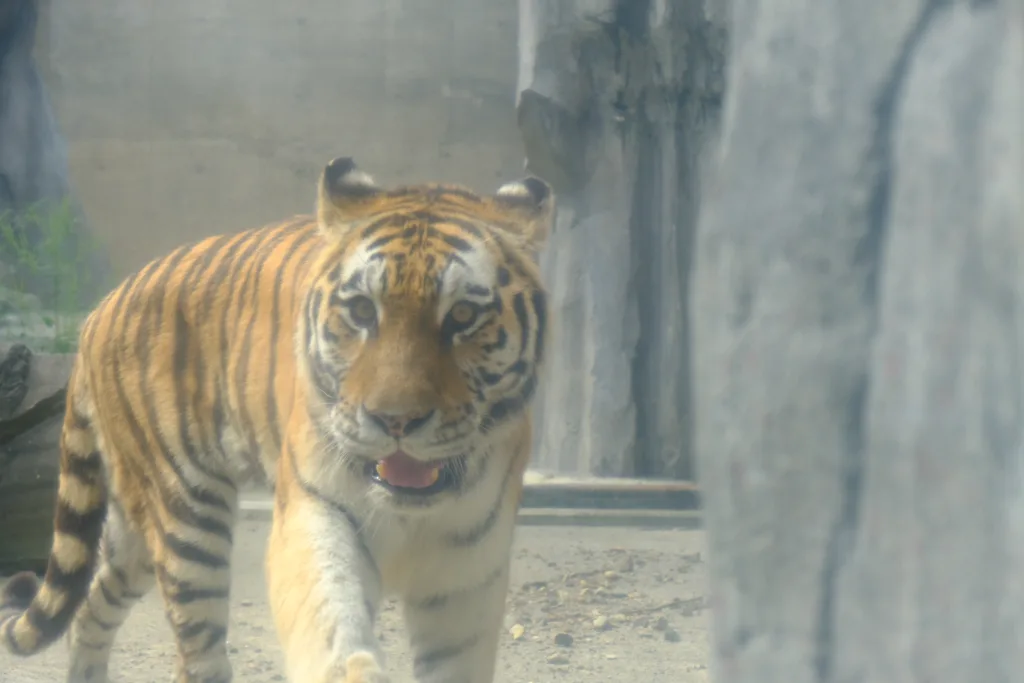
left=300, top=157, right=554, bottom=506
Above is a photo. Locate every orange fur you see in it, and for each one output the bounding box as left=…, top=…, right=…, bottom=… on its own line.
left=0, top=157, right=554, bottom=683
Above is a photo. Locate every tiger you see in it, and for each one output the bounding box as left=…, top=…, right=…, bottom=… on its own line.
left=0, top=156, right=554, bottom=683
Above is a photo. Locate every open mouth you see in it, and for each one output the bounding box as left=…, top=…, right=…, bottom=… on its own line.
left=365, top=450, right=464, bottom=496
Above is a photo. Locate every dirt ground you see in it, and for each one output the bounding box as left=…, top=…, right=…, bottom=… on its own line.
left=0, top=519, right=709, bottom=683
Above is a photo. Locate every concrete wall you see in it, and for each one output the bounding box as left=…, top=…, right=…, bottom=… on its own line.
left=41, top=0, right=523, bottom=281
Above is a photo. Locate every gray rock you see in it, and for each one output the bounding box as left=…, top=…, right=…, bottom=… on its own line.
left=692, top=0, right=1023, bottom=680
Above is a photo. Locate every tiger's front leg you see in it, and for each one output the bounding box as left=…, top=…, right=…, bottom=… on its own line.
left=266, top=484, right=388, bottom=683
left=402, top=558, right=512, bottom=683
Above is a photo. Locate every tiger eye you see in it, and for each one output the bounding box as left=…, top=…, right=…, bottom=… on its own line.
left=346, top=296, right=377, bottom=327
left=449, top=301, right=478, bottom=327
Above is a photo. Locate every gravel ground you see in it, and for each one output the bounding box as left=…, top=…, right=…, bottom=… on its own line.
left=0, top=519, right=709, bottom=683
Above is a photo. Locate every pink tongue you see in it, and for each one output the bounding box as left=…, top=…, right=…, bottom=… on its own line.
left=376, top=451, right=440, bottom=489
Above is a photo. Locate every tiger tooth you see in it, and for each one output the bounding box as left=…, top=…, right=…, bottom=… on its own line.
left=426, top=467, right=440, bottom=486
left=375, top=462, right=388, bottom=480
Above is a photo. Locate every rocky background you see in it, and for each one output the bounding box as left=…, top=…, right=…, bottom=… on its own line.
left=518, top=0, right=728, bottom=478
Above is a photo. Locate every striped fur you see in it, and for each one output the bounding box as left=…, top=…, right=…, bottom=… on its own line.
left=0, top=157, right=554, bottom=683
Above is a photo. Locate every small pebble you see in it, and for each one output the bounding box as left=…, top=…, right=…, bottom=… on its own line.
left=510, top=624, right=526, bottom=640
left=664, top=628, right=682, bottom=643
left=547, top=654, right=570, bottom=665
left=592, top=615, right=609, bottom=630
left=653, top=616, right=670, bottom=631
left=554, top=632, right=574, bottom=647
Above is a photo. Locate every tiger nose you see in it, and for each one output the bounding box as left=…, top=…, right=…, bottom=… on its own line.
left=364, top=407, right=436, bottom=438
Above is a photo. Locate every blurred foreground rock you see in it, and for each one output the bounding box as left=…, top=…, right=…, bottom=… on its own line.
left=692, top=1, right=1024, bottom=681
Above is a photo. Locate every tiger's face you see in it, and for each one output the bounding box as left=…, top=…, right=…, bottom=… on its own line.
left=301, top=158, right=553, bottom=506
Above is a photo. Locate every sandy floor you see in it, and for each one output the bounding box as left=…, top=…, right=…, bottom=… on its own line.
left=0, top=520, right=709, bottom=683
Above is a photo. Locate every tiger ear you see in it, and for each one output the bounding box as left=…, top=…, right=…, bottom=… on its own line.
left=491, top=176, right=555, bottom=256
left=316, top=157, right=382, bottom=239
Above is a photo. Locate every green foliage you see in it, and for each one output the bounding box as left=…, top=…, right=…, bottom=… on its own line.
left=0, top=199, right=108, bottom=353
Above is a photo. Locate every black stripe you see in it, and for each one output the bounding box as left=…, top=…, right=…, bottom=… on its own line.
left=109, top=567, right=130, bottom=592
left=166, top=241, right=240, bottom=490
left=199, top=624, right=227, bottom=653
left=189, top=233, right=243, bottom=321
left=163, top=534, right=229, bottom=569
left=412, top=634, right=480, bottom=678
left=70, top=410, right=90, bottom=430
left=305, top=291, right=342, bottom=401
left=108, top=252, right=234, bottom=537
left=76, top=266, right=143, bottom=439
left=437, top=216, right=485, bottom=238
left=479, top=369, right=504, bottom=386
left=201, top=231, right=261, bottom=321
left=216, top=230, right=271, bottom=387
left=177, top=619, right=226, bottom=654
left=266, top=231, right=320, bottom=451
left=178, top=233, right=239, bottom=470
left=447, top=459, right=517, bottom=547
left=484, top=371, right=537, bottom=429
left=494, top=236, right=530, bottom=280
left=440, top=233, right=473, bottom=253
left=177, top=620, right=209, bottom=640
left=285, top=446, right=380, bottom=581
left=156, top=566, right=229, bottom=605
left=53, top=499, right=106, bottom=544
left=87, top=612, right=119, bottom=632
left=232, top=227, right=293, bottom=456
left=24, top=559, right=93, bottom=642
left=171, top=585, right=229, bottom=605
left=96, top=577, right=123, bottom=609
left=163, top=493, right=233, bottom=542
left=408, top=565, right=504, bottom=611
left=481, top=327, right=507, bottom=353
left=171, top=305, right=200, bottom=488
left=129, top=248, right=236, bottom=510
left=366, top=232, right=400, bottom=253
left=446, top=253, right=469, bottom=270
left=359, top=216, right=399, bottom=240
left=531, top=290, right=547, bottom=364
left=511, top=292, right=530, bottom=356
left=340, top=270, right=364, bottom=293
left=225, top=231, right=276, bottom=455
left=64, top=451, right=103, bottom=484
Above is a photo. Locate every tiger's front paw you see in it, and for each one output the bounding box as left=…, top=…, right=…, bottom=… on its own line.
left=344, top=651, right=389, bottom=683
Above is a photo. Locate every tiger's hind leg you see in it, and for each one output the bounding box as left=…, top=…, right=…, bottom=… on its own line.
left=150, top=483, right=238, bottom=683
left=66, top=502, right=155, bottom=683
